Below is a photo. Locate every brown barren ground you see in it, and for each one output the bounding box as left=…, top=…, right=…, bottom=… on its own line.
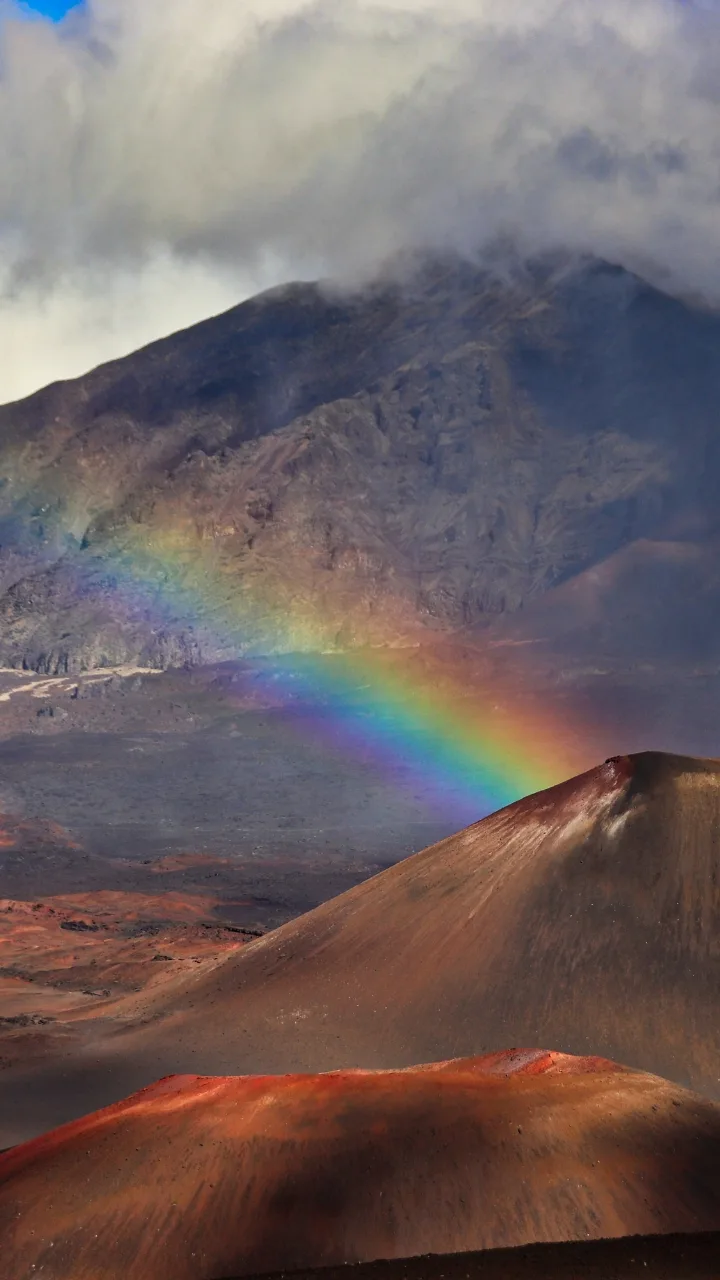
left=1, top=751, right=720, bottom=1142
left=55, top=752, right=719, bottom=1108
left=230, top=1233, right=720, bottom=1280
left=2, top=1052, right=720, bottom=1280
left=0, top=891, right=247, bottom=1073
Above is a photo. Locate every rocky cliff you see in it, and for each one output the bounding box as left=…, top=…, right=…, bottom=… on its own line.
left=1, top=256, right=719, bottom=672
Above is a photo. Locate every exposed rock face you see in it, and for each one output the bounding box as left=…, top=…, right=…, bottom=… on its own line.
left=1, top=257, right=720, bottom=671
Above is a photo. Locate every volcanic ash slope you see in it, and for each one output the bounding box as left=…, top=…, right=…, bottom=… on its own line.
left=106, top=751, right=720, bottom=1099
left=220, top=1233, right=720, bottom=1280
left=2, top=1052, right=720, bottom=1280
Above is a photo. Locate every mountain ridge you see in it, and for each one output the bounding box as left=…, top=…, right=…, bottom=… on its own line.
left=2, top=257, right=719, bottom=671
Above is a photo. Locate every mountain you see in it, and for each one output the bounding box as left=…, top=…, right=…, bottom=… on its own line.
left=101, top=751, right=720, bottom=1096
left=2, top=257, right=720, bottom=671
left=484, top=535, right=720, bottom=675
left=3, top=1052, right=720, bottom=1280
left=0, top=750, right=717, bottom=1144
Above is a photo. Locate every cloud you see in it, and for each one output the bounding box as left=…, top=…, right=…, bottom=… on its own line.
left=0, top=251, right=279, bottom=403
left=1, top=0, right=720, bottom=401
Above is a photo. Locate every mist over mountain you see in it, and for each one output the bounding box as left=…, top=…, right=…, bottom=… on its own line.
left=3, top=0, right=720, bottom=400
left=1, top=255, right=720, bottom=676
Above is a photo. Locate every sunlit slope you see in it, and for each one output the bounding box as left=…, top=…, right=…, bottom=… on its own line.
left=109, top=752, right=720, bottom=1096
left=2, top=1053, right=720, bottom=1280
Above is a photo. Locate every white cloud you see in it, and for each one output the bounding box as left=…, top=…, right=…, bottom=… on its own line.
left=0, top=250, right=284, bottom=402
left=1, top=0, right=720, bottom=402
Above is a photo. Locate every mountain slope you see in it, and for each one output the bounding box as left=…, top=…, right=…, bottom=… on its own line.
left=218, top=1234, right=720, bottom=1280
left=3, top=1053, right=720, bottom=1280
left=2, top=258, right=720, bottom=669
left=97, top=752, right=719, bottom=1097
left=0, top=750, right=717, bottom=1144
left=483, top=535, right=720, bottom=672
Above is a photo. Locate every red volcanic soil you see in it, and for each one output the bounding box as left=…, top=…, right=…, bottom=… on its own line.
left=149, top=853, right=240, bottom=874
left=0, top=892, right=247, bottom=1074
left=2, top=1052, right=720, bottom=1280
left=0, top=812, right=81, bottom=854
left=87, top=752, right=720, bottom=1099
left=1, top=750, right=719, bottom=1144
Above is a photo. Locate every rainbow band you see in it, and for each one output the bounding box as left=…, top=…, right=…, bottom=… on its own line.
left=66, top=516, right=582, bottom=820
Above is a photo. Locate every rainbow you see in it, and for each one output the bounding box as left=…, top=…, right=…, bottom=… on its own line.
left=65, top=515, right=586, bottom=822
